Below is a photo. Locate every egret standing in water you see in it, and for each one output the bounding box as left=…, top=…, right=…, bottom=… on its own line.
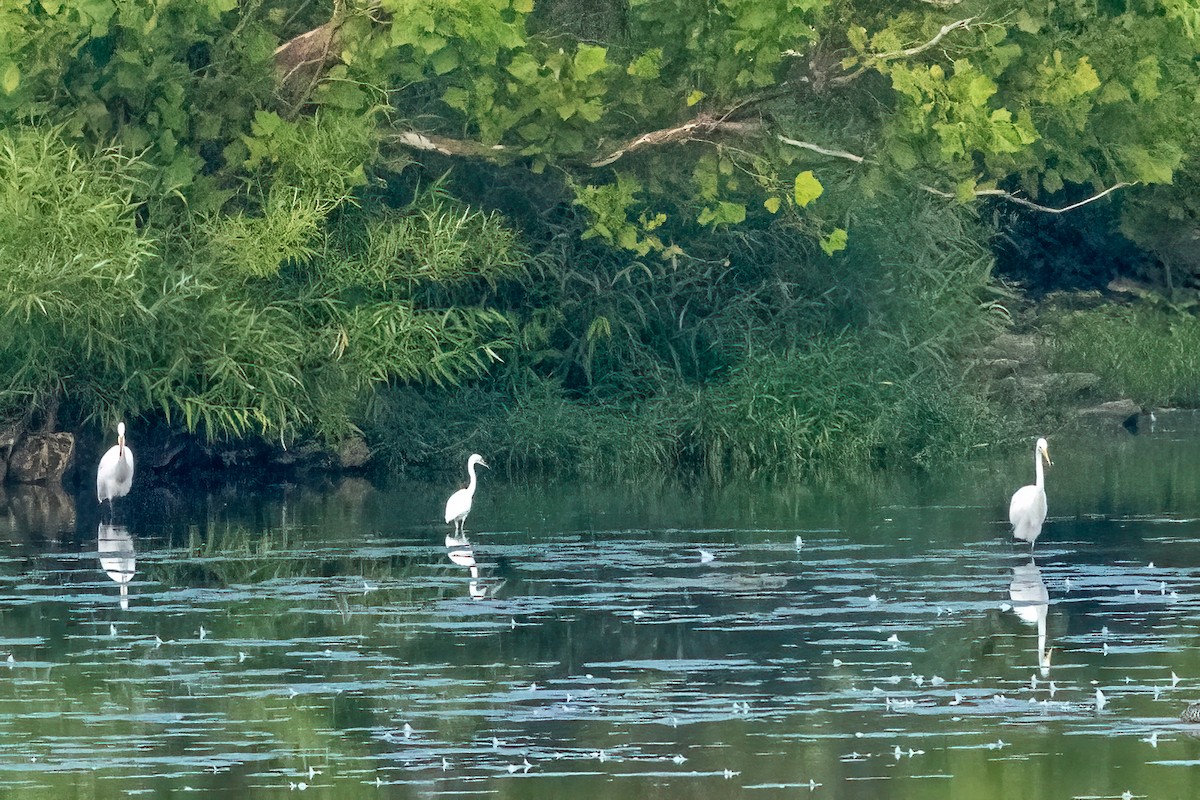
left=1009, top=437, right=1051, bottom=546
left=97, top=422, right=135, bottom=507
left=445, top=454, right=488, bottom=535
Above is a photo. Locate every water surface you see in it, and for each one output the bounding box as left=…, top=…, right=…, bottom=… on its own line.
left=2, top=414, right=1200, bottom=797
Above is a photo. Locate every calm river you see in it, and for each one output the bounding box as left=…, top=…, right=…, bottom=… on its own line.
left=2, top=414, right=1200, bottom=798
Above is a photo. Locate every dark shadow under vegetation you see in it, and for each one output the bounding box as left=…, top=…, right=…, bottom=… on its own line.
left=367, top=189, right=1013, bottom=480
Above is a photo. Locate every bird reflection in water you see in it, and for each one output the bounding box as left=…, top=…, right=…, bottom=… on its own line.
left=445, top=534, right=488, bottom=600
left=1009, top=559, right=1052, bottom=676
left=98, top=523, right=136, bottom=610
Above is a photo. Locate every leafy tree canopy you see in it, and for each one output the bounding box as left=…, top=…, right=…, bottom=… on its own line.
left=0, top=0, right=1197, bottom=460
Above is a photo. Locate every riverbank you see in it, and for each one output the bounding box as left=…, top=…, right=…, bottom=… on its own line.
left=1, top=294, right=1192, bottom=489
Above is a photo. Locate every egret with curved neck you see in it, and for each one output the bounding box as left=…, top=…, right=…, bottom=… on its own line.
left=445, top=454, right=488, bottom=535
left=1009, top=437, right=1051, bottom=546
left=97, top=422, right=135, bottom=507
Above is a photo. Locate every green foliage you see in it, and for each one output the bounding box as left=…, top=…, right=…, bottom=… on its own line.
left=0, top=126, right=520, bottom=440
left=1049, top=304, right=1200, bottom=408
left=5, top=0, right=1200, bottom=475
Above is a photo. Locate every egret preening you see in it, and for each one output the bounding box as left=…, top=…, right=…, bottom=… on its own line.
left=445, top=454, right=488, bottom=535
left=1009, top=437, right=1051, bottom=546
left=97, top=422, right=135, bottom=506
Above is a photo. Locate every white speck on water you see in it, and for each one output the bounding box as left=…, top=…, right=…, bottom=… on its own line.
left=1095, top=689, right=1108, bottom=711
left=868, top=594, right=879, bottom=603
left=199, top=626, right=207, bottom=640
left=403, top=723, right=414, bottom=739
left=1142, top=731, right=1159, bottom=748
left=1172, top=672, right=1181, bottom=687
left=699, top=549, right=715, bottom=563
left=795, top=535, right=803, bottom=549
left=886, top=634, right=900, bottom=644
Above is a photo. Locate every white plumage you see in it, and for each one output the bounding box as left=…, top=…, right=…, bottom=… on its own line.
left=97, top=422, right=135, bottom=505
left=1009, top=437, right=1050, bottom=545
left=445, top=453, right=488, bottom=534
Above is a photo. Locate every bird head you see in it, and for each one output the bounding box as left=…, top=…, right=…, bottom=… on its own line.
left=1036, top=437, right=1051, bottom=467
left=470, top=453, right=489, bottom=469
left=117, top=422, right=127, bottom=454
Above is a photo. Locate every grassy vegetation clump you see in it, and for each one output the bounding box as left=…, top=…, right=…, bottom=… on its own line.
left=0, top=125, right=521, bottom=442
left=370, top=190, right=1009, bottom=478
left=1049, top=303, right=1200, bottom=408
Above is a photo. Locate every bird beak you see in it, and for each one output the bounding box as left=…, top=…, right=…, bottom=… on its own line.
left=480, top=459, right=490, bottom=469
left=1042, top=448, right=1052, bottom=468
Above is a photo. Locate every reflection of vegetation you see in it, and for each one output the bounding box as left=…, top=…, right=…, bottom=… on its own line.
left=141, top=524, right=423, bottom=589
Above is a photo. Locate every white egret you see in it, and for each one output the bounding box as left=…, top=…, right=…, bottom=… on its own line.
left=1009, top=437, right=1051, bottom=546
left=1009, top=560, right=1052, bottom=676
left=444, top=453, right=488, bottom=535
left=96, top=422, right=135, bottom=505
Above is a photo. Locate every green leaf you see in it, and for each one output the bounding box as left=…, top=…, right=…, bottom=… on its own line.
left=574, top=44, right=607, bottom=79
left=512, top=0, right=534, bottom=12
left=1, top=63, right=18, bottom=94
left=697, top=201, right=746, bottom=227
left=793, top=170, right=823, bottom=207
left=443, top=86, right=470, bottom=112
left=506, top=53, right=540, bottom=83
left=430, top=46, right=459, bottom=75
left=686, top=89, right=706, bottom=107
left=627, top=49, right=662, bottom=80
left=764, top=197, right=781, bottom=214
left=820, top=228, right=848, bottom=256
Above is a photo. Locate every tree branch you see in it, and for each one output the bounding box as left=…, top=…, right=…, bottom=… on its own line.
left=384, top=130, right=516, bottom=160
left=921, top=182, right=1135, bottom=213
left=825, top=17, right=977, bottom=86
left=776, top=135, right=866, bottom=163
left=590, top=115, right=762, bottom=168
left=273, top=1, right=348, bottom=115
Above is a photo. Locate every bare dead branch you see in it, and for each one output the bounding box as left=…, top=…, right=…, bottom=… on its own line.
left=385, top=130, right=516, bottom=160
left=590, top=115, right=762, bottom=168
left=824, top=17, right=977, bottom=86
left=921, top=182, right=1135, bottom=213
left=274, top=1, right=348, bottom=115
left=878, top=17, right=975, bottom=61
left=776, top=135, right=866, bottom=163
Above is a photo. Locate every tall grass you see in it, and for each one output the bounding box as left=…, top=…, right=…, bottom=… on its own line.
left=1049, top=303, right=1200, bottom=407
left=370, top=189, right=1010, bottom=478
left=0, top=126, right=522, bottom=441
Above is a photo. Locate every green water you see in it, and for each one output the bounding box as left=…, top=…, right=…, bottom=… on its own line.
left=1, top=414, right=1200, bottom=798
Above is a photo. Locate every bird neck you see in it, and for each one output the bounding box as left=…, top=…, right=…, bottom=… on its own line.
left=118, top=436, right=125, bottom=459
left=466, top=461, right=478, bottom=493
left=1034, top=449, right=1044, bottom=489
